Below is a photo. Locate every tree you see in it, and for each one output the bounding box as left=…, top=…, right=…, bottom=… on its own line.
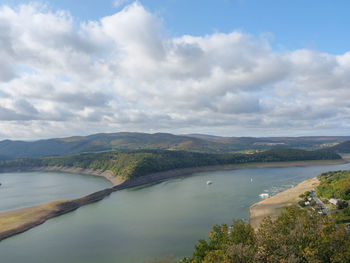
left=337, top=200, right=349, bottom=210
left=187, top=206, right=350, bottom=263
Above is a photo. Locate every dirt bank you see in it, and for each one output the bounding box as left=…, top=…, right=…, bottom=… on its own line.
left=0, top=188, right=115, bottom=241
left=0, top=159, right=345, bottom=186
left=0, top=166, right=124, bottom=185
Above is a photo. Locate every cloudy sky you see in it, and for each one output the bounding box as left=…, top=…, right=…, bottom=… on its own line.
left=0, top=0, right=350, bottom=140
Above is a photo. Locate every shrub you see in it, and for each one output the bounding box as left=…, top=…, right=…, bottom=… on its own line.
left=186, top=206, right=350, bottom=263
left=337, top=200, right=349, bottom=210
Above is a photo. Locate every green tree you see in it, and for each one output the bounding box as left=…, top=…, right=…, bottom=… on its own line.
left=187, top=206, right=350, bottom=263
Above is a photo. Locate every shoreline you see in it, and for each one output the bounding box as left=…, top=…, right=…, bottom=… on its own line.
left=0, top=166, right=125, bottom=186
left=0, top=158, right=346, bottom=242
left=0, top=159, right=345, bottom=186
left=249, top=177, right=320, bottom=230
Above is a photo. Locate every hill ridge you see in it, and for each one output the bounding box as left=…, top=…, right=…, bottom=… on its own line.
left=0, top=132, right=349, bottom=160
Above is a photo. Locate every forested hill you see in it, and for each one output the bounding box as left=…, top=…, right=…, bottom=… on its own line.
left=0, top=148, right=341, bottom=180
left=0, top=132, right=348, bottom=160
left=330, top=140, right=350, bottom=153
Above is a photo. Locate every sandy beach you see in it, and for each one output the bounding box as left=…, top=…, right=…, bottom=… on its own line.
left=249, top=176, right=320, bottom=229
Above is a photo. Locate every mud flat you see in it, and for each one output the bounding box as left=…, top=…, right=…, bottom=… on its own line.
left=249, top=177, right=320, bottom=229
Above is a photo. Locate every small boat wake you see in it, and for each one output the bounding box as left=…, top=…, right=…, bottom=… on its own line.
left=259, top=184, right=295, bottom=199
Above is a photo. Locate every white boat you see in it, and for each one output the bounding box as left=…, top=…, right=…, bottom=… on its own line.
left=250, top=178, right=253, bottom=182
left=206, top=181, right=212, bottom=185
left=259, top=193, right=269, bottom=199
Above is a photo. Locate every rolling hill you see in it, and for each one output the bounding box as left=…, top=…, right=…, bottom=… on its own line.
left=330, top=140, right=350, bottom=153
left=0, top=132, right=348, bottom=160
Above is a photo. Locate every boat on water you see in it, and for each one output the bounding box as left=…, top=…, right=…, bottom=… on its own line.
left=259, top=193, right=269, bottom=199
left=206, top=181, right=212, bottom=185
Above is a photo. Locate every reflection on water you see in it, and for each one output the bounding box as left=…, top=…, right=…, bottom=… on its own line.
left=1, top=162, right=350, bottom=263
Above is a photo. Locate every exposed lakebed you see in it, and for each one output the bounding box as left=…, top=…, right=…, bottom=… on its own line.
left=1, top=162, right=350, bottom=262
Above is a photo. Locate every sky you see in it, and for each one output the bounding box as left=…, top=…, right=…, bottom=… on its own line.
left=0, top=0, right=350, bottom=140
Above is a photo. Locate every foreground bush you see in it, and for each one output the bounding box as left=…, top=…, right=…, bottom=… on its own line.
left=183, top=206, right=350, bottom=263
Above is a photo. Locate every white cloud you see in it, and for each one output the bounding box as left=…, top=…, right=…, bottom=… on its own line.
left=0, top=2, right=349, bottom=140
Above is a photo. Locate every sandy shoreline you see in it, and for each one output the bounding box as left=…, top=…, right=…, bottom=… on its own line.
left=249, top=156, right=350, bottom=229
left=0, top=158, right=346, bottom=242
left=249, top=177, right=320, bottom=229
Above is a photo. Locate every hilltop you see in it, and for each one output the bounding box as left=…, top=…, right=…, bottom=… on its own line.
left=0, top=132, right=348, bottom=160
left=330, top=140, right=350, bottom=153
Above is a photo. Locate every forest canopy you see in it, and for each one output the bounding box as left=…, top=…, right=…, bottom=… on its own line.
left=317, top=170, right=350, bottom=200
left=0, top=148, right=341, bottom=180
left=183, top=206, right=350, bottom=263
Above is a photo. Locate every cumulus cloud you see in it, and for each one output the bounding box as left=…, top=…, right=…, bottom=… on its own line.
left=0, top=2, right=349, bottom=139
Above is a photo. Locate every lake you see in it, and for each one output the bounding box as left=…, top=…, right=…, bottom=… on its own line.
left=1, top=162, right=350, bottom=262
left=0, top=171, right=112, bottom=212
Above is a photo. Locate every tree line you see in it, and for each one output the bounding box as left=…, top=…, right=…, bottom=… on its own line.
left=0, top=148, right=341, bottom=180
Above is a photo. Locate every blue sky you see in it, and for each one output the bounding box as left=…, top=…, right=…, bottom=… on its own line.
left=4, top=0, right=350, bottom=54
left=0, top=0, right=350, bottom=139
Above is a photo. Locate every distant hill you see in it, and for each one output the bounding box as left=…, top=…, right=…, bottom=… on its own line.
left=0, top=132, right=348, bottom=159
left=329, top=140, right=350, bottom=153
left=0, top=133, right=224, bottom=159
left=184, top=134, right=350, bottom=150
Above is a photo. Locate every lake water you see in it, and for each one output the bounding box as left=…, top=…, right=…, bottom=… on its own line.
left=1, top=163, right=350, bottom=263
left=0, top=171, right=112, bottom=212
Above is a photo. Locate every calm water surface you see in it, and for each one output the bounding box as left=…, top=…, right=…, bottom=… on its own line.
left=1, top=163, right=350, bottom=263
left=0, top=171, right=112, bottom=212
